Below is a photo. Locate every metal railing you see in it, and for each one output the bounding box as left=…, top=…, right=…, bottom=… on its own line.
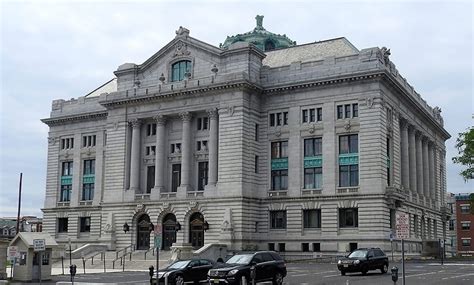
left=144, top=246, right=156, bottom=260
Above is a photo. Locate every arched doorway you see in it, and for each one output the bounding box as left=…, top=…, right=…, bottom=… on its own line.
left=162, top=213, right=177, bottom=250
left=189, top=212, right=204, bottom=248
left=136, top=214, right=151, bottom=250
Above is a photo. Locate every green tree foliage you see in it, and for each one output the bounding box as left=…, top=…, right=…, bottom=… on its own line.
left=452, top=128, right=474, bottom=181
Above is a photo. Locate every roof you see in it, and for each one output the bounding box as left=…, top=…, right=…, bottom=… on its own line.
left=85, top=78, right=117, bottom=97
left=262, top=37, right=359, bottom=68
left=0, top=219, right=16, bottom=228
left=9, top=232, right=58, bottom=248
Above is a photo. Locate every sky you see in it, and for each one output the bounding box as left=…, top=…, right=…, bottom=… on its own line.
left=0, top=0, right=472, bottom=217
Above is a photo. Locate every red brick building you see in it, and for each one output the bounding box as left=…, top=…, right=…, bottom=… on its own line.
left=456, top=193, right=474, bottom=256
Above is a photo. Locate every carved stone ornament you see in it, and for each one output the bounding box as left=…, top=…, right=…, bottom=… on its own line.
left=179, top=111, right=192, bottom=122
left=275, top=128, right=282, bottom=137
left=173, top=42, right=191, bottom=57
left=159, top=73, right=166, bottom=83
left=129, top=118, right=141, bottom=128
left=162, top=202, right=171, bottom=211
left=207, top=108, right=218, bottom=119
left=366, top=98, right=374, bottom=108
left=227, top=106, right=234, bottom=116
left=154, top=115, right=167, bottom=125
left=380, top=47, right=391, bottom=65
left=344, top=121, right=352, bottom=131
left=211, top=64, right=218, bottom=74
left=48, top=137, right=56, bottom=145
left=189, top=200, right=198, bottom=210
left=113, top=122, right=119, bottom=130
left=175, top=26, right=190, bottom=37
left=136, top=204, right=145, bottom=213
left=308, top=124, right=316, bottom=134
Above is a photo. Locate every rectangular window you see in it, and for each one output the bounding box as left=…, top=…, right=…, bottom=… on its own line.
left=57, top=218, right=68, bottom=233
left=146, top=145, right=156, bottom=156
left=309, top=108, right=316, bottom=122
left=269, top=113, right=275, bottom=127
left=302, top=109, right=308, bottom=123
left=171, top=164, right=181, bottom=192
left=303, top=209, right=321, bottom=228
left=302, top=243, right=309, bottom=252
left=269, top=112, right=289, bottom=126
left=171, top=143, right=181, bottom=154
left=312, top=243, right=321, bottom=252
left=62, top=161, right=73, bottom=176
left=197, top=161, right=208, bottom=190
left=270, top=211, right=287, bottom=229
left=146, top=166, right=155, bottom=194
left=82, top=135, right=96, bottom=147
left=83, top=159, right=95, bottom=175
left=61, top=137, right=74, bottom=150
left=337, top=105, right=343, bottom=119
left=82, top=183, right=94, bottom=201
left=60, top=185, right=71, bottom=202
left=304, top=138, right=322, bottom=157
left=461, top=221, right=471, bottom=230
left=339, top=208, right=358, bottom=228
left=196, top=117, right=208, bottom=130
left=79, top=217, right=91, bottom=232
left=283, top=112, right=288, bottom=125
left=276, top=113, right=282, bottom=126
left=462, top=239, right=471, bottom=247
left=271, top=141, right=288, bottom=159
left=197, top=141, right=207, bottom=151
left=268, top=243, right=275, bottom=251
left=449, top=219, right=455, bottom=231
left=278, top=243, right=286, bottom=252
left=339, top=134, right=358, bottom=154
left=339, top=165, right=359, bottom=187
left=387, top=137, right=391, bottom=186
left=255, top=155, right=259, bottom=174
left=460, top=205, right=471, bottom=214
left=344, top=104, right=351, bottom=118
left=42, top=252, right=50, bottom=265
left=352, top=103, right=358, bottom=117
left=414, top=215, right=419, bottom=236
left=317, top=107, right=322, bottom=121
left=147, top=123, right=157, bottom=136
left=304, top=167, right=322, bottom=189
left=271, top=170, right=288, bottom=190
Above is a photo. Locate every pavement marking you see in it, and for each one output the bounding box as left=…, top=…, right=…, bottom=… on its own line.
left=442, top=273, right=474, bottom=280
left=405, top=272, right=438, bottom=278
left=322, top=274, right=341, bottom=278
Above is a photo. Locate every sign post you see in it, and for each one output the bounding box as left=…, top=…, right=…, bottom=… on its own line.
left=389, top=231, right=394, bottom=261
left=33, top=239, right=45, bottom=284
left=154, top=223, right=162, bottom=283
left=396, top=213, right=409, bottom=285
left=8, top=246, right=19, bottom=279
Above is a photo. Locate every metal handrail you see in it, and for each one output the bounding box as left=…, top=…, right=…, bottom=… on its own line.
left=144, top=246, right=156, bottom=260
left=115, top=244, right=134, bottom=259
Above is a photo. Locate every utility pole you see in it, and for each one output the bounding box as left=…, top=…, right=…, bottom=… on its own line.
left=16, top=173, right=23, bottom=234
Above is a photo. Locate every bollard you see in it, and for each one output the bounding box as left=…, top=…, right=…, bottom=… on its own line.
left=391, top=266, right=398, bottom=284
left=69, top=264, right=77, bottom=285
left=148, top=266, right=154, bottom=285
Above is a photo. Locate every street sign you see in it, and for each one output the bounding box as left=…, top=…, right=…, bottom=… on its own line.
left=154, top=236, right=162, bottom=249
left=389, top=231, right=394, bottom=242
left=396, top=212, right=410, bottom=240
left=8, top=246, right=19, bottom=260
left=154, top=223, right=162, bottom=236
left=33, top=239, right=46, bottom=252
left=154, top=223, right=162, bottom=249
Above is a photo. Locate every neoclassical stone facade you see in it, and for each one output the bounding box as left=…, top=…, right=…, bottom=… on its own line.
left=41, top=18, right=450, bottom=255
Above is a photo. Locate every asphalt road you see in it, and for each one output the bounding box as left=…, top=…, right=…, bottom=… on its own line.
left=7, top=261, right=474, bottom=284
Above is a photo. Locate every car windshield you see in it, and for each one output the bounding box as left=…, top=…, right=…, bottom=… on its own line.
left=168, top=260, right=190, bottom=269
left=348, top=250, right=368, bottom=258
left=226, top=255, right=253, bottom=265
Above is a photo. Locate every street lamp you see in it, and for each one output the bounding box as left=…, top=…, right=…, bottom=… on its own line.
left=203, top=221, right=209, bottom=231
left=123, top=222, right=130, bottom=233
left=175, top=222, right=181, bottom=232
left=122, top=222, right=130, bottom=272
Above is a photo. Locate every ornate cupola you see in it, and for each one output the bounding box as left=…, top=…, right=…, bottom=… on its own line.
left=221, top=15, right=296, bottom=51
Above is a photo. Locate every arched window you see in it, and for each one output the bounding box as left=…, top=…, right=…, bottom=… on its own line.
left=171, top=60, right=192, bottom=82
left=264, top=40, right=276, bottom=51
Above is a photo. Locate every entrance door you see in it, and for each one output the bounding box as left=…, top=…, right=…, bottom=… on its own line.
left=189, top=212, right=204, bottom=248
left=32, top=252, right=40, bottom=281
left=162, top=213, right=177, bottom=250
left=137, top=215, right=151, bottom=250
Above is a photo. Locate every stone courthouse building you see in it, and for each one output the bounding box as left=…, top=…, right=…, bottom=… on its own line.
left=41, top=16, right=450, bottom=255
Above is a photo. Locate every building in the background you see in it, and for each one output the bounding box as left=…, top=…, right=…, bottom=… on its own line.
left=0, top=216, right=43, bottom=240
left=41, top=16, right=450, bottom=256
left=0, top=219, right=17, bottom=239
left=446, top=193, right=457, bottom=256
left=455, top=193, right=474, bottom=256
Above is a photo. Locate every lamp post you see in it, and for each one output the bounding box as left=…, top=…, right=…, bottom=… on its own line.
left=122, top=222, right=130, bottom=272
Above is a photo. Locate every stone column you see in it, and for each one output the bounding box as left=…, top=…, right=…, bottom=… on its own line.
left=428, top=142, right=435, bottom=207
left=422, top=137, right=430, bottom=200
left=129, top=119, right=141, bottom=193
left=207, top=109, right=218, bottom=186
left=408, top=125, right=417, bottom=196
left=179, top=112, right=192, bottom=193
left=152, top=115, right=167, bottom=197
left=400, top=120, right=410, bottom=191
left=416, top=131, right=424, bottom=198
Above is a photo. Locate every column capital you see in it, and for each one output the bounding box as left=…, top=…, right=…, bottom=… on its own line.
left=207, top=108, right=218, bottom=119
left=179, top=111, right=192, bottom=122
left=415, top=130, right=423, bottom=138
left=129, top=118, right=142, bottom=129
left=399, top=117, right=408, bottom=128
left=153, top=115, right=167, bottom=125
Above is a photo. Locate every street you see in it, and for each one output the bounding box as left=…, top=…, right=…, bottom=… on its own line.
left=9, top=261, right=473, bottom=285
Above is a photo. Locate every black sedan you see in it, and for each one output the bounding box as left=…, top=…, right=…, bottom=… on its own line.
left=157, top=258, right=214, bottom=285
left=337, top=248, right=389, bottom=276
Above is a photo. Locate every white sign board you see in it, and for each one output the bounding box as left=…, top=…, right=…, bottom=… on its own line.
left=396, top=212, right=410, bottom=239
left=33, top=239, right=45, bottom=252
left=8, top=246, right=19, bottom=260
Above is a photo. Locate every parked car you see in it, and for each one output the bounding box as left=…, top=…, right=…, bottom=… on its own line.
left=337, top=248, right=389, bottom=276
left=156, top=258, right=214, bottom=285
left=208, top=251, right=287, bottom=285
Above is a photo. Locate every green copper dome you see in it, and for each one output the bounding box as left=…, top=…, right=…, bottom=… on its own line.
left=221, top=15, right=296, bottom=51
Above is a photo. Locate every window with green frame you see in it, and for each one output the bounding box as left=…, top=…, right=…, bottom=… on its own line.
left=171, top=60, right=191, bottom=82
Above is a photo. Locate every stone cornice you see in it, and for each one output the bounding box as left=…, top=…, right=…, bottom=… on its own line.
left=99, top=80, right=262, bottom=108
left=41, top=111, right=108, bottom=126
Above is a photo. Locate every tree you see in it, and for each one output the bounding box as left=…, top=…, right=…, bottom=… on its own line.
left=452, top=128, right=474, bottom=181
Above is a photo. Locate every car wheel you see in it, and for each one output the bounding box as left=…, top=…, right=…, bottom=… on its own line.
left=340, top=270, right=346, bottom=276
left=273, top=272, right=283, bottom=285
left=361, top=266, right=368, bottom=275
left=381, top=263, right=388, bottom=274
left=174, top=275, right=184, bottom=285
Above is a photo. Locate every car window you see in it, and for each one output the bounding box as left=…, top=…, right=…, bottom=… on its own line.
left=269, top=252, right=283, bottom=260
left=348, top=250, right=367, bottom=258
left=189, top=260, right=200, bottom=267
left=261, top=253, right=274, bottom=262
left=226, top=254, right=253, bottom=264
left=252, top=254, right=263, bottom=264
left=376, top=249, right=385, bottom=257
left=367, top=250, right=374, bottom=258
left=200, top=259, right=211, bottom=266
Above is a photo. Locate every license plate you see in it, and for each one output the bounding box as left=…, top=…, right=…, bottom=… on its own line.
left=343, top=264, right=348, bottom=268
left=213, top=279, right=219, bottom=284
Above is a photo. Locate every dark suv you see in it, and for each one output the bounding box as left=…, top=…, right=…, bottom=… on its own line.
left=337, top=248, right=389, bottom=276
left=208, top=251, right=287, bottom=285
